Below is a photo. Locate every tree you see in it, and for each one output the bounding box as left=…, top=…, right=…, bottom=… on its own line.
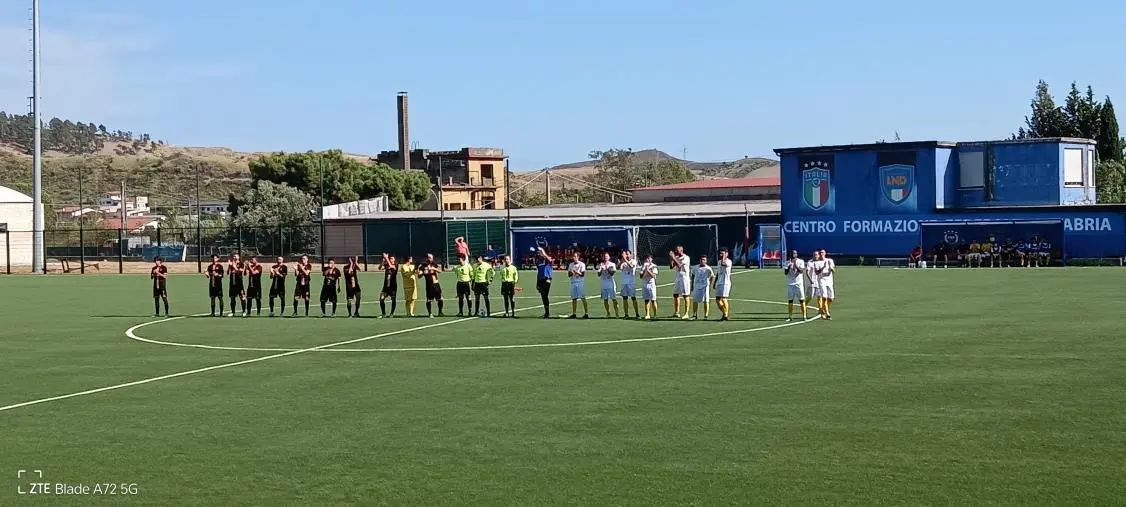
left=234, top=180, right=318, bottom=253
left=1015, top=80, right=1071, bottom=139
left=248, top=150, right=430, bottom=210
left=1098, top=98, right=1124, bottom=162
left=588, top=148, right=695, bottom=193
left=1095, top=160, right=1126, bottom=203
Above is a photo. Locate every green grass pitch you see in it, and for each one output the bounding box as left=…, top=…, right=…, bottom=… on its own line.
left=2, top=267, right=1125, bottom=504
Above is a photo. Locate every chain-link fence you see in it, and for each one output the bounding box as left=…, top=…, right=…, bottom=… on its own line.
left=1, top=219, right=515, bottom=274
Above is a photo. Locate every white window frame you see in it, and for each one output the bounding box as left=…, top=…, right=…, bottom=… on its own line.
left=1063, top=148, right=1084, bottom=187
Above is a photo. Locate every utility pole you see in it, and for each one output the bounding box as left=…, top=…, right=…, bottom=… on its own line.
left=120, top=181, right=127, bottom=231
left=437, top=155, right=445, bottom=220
left=31, top=0, right=44, bottom=273
left=78, top=167, right=85, bottom=273
left=545, top=169, right=551, bottom=205
left=504, top=158, right=511, bottom=254
left=195, top=165, right=202, bottom=272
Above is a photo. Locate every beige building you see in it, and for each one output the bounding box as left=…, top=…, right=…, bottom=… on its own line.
left=376, top=147, right=508, bottom=211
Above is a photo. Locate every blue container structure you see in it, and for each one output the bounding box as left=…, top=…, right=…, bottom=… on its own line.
left=775, top=138, right=1124, bottom=259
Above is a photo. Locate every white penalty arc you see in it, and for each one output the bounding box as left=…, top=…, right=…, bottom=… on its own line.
left=125, top=298, right=817, bottom=353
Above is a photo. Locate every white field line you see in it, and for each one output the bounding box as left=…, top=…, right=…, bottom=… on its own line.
left=126, top=298, right=798, bottom=353
left=1, top=272, right=763, bottom=412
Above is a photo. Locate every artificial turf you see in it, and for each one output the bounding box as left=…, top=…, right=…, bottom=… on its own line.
left=1, top=267, right=1124, bottom=505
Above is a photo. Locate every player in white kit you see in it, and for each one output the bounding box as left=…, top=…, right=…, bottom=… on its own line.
left=807, top=250, right=823, bottom=317
left=783, top=250, right=808, bottom=321
left=596, top=252, right=619, bottom=318
left=816, top=249, right=836, bottom=319
left=713, top=248, right=733, bottom=321
left=618, top=251, right=639, bottom=319
left=640, top=254, right=659, bottom=320
left=688, top=255, right=715, bottom=320
left=567, top=252, right=590, bottom=319
left=670, top=246, right=692, bottom=319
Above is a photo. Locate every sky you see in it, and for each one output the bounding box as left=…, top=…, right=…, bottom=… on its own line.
left=1, top=0, right=1124, bottom=170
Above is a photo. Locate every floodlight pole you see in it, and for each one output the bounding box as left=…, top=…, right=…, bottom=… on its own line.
left=31, top=0, right=44, bottom=273
left=504, top=157, right=511, bottom=255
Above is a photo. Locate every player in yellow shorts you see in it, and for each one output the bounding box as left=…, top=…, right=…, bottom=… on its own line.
left=400, top=256, right=418, bottom=316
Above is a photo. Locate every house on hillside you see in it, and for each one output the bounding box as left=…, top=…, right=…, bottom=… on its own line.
left=377, top=147, right=508, bottom=211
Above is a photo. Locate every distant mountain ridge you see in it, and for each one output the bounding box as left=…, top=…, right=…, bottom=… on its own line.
left=542, top=149, right=778, bottom=179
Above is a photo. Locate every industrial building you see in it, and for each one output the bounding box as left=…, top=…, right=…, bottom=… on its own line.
left=376, top=92, right=508, bottom=211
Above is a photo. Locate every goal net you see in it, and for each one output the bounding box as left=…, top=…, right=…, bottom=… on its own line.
left=635, top=224, right=717, bottom=263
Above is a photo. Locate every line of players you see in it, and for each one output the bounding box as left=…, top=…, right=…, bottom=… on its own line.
left=538, top=245, right=735, bottom=321
left=782, top=249, right=837, bottom=322
left=149, top=246, right=739, bottom=321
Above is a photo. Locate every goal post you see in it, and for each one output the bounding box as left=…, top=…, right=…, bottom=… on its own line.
left=633, top=224, right=718, bottom=263
left=509, top=225, right=635, bottom=261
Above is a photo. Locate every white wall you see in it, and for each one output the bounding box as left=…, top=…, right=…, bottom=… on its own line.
left=0, top=201, right=34, bottom=267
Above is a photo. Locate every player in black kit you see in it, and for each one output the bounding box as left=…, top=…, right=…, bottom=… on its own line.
left=344, top=256, right=362, bottom=317
left=245, top=256, right=264, bottom=316
left=378, top=253, right=398, bottom=318
left=206, top=254, right=225, bottom=316
left=293, top=255, right=312, bottom=316
left=320, top=259, right=342, bottom=317
left=268, top=256, right=288, bottom=317
left=418, top=253, right=444, bottom=317
left=150, top=257, right=169, bottom=316
left=227, top=253, right=246, bottom=317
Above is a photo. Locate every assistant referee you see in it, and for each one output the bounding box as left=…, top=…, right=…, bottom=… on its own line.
left=535, top=247, right=553, bottom=319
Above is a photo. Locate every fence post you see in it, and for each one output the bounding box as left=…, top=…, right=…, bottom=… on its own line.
left=197, top=226, right=203, bottom=274
left=361, top=223, right=369, bottom=271
left=237, top=225, right=243, bottom=256
left=79, top=222, right=85, bottom=274
left=5, top=230, right=10, bottom=275
left=117, top=228, right=124, bottom=274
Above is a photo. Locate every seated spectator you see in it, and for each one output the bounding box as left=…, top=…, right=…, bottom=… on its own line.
left=931, top=241, right=951, bottom=268
left=909, top=245, right=923, bottom=267
left=966, top=240, right=982, bottom=267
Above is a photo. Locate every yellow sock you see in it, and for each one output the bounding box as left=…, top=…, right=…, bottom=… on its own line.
left=826, top=299, right=832, bottom=312
left=672, top=298, right=679, bottom=315
left=571, top=300, right=577, bottom=315
left=703, top=303, right=710, bottom=318
left=800, top=301, right=807, bottom=318
left=604, top=300, right=611, bottom=315
left=787, top=302, right=794, bottom=316
left=612, top=300, right=619, bottom=317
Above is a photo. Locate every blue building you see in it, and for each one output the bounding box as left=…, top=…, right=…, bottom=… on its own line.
left=775, top=138, right=1125, bottom=259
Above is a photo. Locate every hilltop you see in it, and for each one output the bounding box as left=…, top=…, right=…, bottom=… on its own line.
left=510, top=149, right=779, bottom=197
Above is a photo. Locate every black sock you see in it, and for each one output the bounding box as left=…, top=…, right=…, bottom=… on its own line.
left=347, top=301, right=353, bottom=316
left=256, top=299, right=261, bottom=315
left=304, top=300, right=309, bottom=315
left=502, top=296, right=509, bottom=314
left=229, top=298, right=235, bottom=313
left=437, top=299, right=444, bottom=313
left=269, top=298, right=275, bottom=313
left=219, top=299, right=224, bottom=314
left=241, top=299, right=246, bottom=314
left=380, top=299, right=387, bottom=316
left=484, top=298, right=490, bottom=315
left=540, top=291, right=550, bottom=312
left=163, top=298, right=169, bottom=315
left=354, top=295, right=360, bottom=315
left=321, top=301, right=326, bottom=314
left=508, top=295, right=515, bottom=314
left=390, top=299, right=397, bottom=315
left=331, top=300, right=337, bottom=314
left=458, top=298, right=464, bottom=314
left=154, top=298, right=160, bottom=315
left=426, top=301, right=433, bottom=315
left=293, top=300, right=298, bottom=314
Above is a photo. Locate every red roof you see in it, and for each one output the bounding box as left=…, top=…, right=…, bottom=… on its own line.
left=632, top=177, right=780, bottom=192
left=101, top=216, right=160, bottom=231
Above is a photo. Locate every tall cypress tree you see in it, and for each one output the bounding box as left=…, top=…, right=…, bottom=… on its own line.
left=1018, top=80, right=1070, bottom=138
left=1097, top=97, right=1123, bottom=162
